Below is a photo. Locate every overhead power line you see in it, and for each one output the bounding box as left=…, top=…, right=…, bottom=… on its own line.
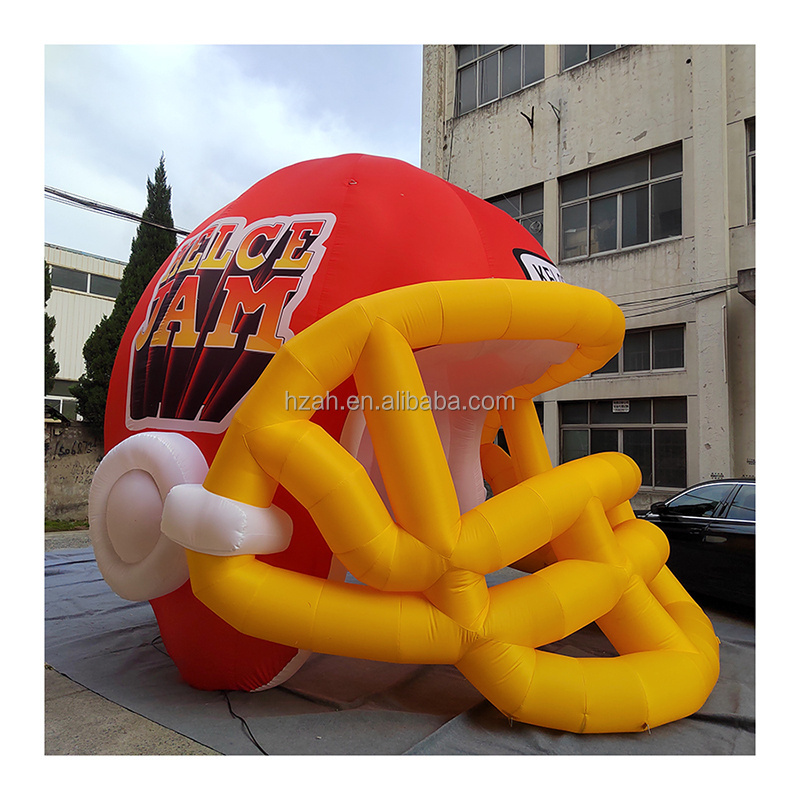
left=620, top=283, right=737, bottom=319
left=45, top=186, right=191, bottom=236
left=607, top=277, right=738, bottom=301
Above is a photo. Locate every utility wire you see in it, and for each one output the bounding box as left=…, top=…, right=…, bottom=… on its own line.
left=607, top=277, right=738, bottom=301
left=622, top=284, right=736, bottom=319
left=45, top=185, right=191, bottom=236
left=618, top=283, right=737, bottom=309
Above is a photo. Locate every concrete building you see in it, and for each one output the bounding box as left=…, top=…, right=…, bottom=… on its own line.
left=45, top=243, right=125, bottom=419
left=421, top=44, right=755, bottom=507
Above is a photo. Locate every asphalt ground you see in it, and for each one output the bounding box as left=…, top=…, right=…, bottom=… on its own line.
left=44, top=529, right=220, bottom=755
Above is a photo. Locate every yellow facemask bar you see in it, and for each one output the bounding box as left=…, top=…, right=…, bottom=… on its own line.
left=172, top=278, right=719, bottom=733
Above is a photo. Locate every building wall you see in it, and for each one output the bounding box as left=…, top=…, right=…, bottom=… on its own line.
left=45, top=243, right=126, bottom=417
left=47, top=288, right=117, bottom=382
left=421, top=44, right=755, bottom=507
left=45, top=421, right=103, bottom=521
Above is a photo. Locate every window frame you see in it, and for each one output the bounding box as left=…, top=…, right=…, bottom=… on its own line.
left=724, top=483, right=756, bottom=523
left=50, top=264, right=91, bottom=293
left=663, top=482, right=736, bottom=519
left=590, top=325, right=685, bottom=377
left=486, top=184, right=545, bottom=245
left=559, top=396, right=688, bottom=489
left=45, top=393, right=80, bottom=420
left=561, top=45, right=624, bottom=71
left=746, top=118, right=756, bottom=223
left=88, top=273, right=122, bottom=300
left=455, top=45, right=546, bottom=116
left=559, top=144, right=683, bottom=261
left=49, top=264, right=121, bottom=300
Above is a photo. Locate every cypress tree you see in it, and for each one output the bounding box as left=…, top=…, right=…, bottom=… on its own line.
left=73, top=154, right=178, bottom=435
left=45, top=263, right=59, bottom=395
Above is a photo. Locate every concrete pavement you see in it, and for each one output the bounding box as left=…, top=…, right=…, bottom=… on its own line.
left=44, top=529, right=219, bottom=756
left=45, top=666, right=219, bottom=755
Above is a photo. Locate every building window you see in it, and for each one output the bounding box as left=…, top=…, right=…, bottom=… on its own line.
left=50, top=265, right=89, bottom=293
left=560, top=397, right=687, bottom=488
left=561, top=45, right=623, bottom=71
left=49, top=265, right=121, bottom=299
left=592, top=325, right=685, bottom=376
left=46, top=394, right=80, bottom=420
left=89, top=274, right=121, bottom=299
left=46, top=380, right=80, bottom=420
left=560, top=144, right=683, bottom=260
left=456, top=45, right=545, bottom=116
left=746, top=118, right=755, bottom=222
left=486, top=184, right=544, bottom=245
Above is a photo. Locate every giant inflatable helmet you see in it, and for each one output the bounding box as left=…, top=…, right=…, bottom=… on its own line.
left=90, top=154, right=719, bottom=733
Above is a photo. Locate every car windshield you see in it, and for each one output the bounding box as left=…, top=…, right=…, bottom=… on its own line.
left=726, top=484, right=756, bottom=521
left=665, top=483, right=733, bottom=517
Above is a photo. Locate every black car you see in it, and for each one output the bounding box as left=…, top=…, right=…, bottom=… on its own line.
left=640, top=479, right=755, bottom=608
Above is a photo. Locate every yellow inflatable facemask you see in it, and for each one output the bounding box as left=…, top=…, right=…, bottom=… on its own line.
left=157, top=277, right=719, bottom=734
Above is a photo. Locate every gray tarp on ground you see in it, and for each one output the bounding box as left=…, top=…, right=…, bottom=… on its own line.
left=45, top=547, right=755, bottom=755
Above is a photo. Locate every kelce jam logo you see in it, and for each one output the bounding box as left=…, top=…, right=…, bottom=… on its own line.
left=127, top=213, right=336, bottom=433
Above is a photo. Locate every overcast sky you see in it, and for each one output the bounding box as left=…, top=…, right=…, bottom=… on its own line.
left=45, top=44, right=424, bottom=263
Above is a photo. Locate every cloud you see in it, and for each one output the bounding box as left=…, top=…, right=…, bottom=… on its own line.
left=45, top=44, right=423, bottom=261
